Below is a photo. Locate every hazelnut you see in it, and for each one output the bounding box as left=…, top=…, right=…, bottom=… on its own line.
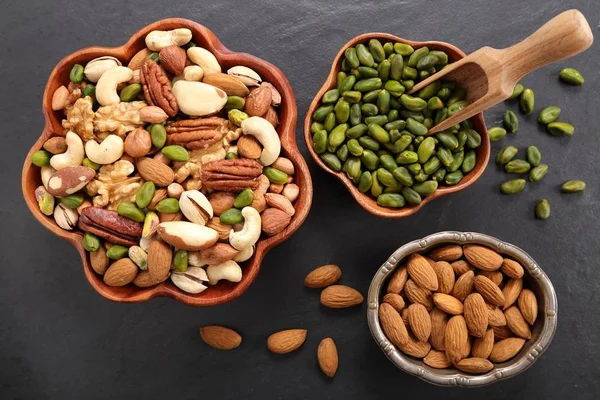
left=124, top=128, right=152, bottom=158
left=167, top=183, right=184, bottom=199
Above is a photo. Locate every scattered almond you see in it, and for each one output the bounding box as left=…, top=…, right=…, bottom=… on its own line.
left=455, top=357, right=494, bottom=374
left=383, top=293, right=405, bottom=312
left=489, top=338, right=526, bottom=362
left=423, top=349, right=451, bottom=369
left=317, top=338, right=338, bottom=378
left=320, top=285, right=363, bottom=308
left=379, top=302, right=409, bottom=347
left=463, top=245, right=503, bottom=271
left=407, top=253, right=439, bottom=291
left=433, top=293, right=464, bottom=315
left=200, top=326, right=242, bottom=350
left=304, top=264, right=342, bottom=288
left=474, top=275, right=505, bottom=306
left=504, top=306, right=532, bottom=339
left=407, top=303, right=431, bottom=342
left=432, top=261, right=455, bottom=294
left=387, top=265, right=407, bottom=293
left=502, top=278, right=523, bottom=310
left=267, top=329, right=307, bottom=354
left=463, top=293, right=488, bottom=337
left=518, top=289, right=538, bottom=325
left=429, top=245, right=463, bottom=261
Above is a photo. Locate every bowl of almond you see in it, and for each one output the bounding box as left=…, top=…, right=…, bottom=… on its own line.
left=21, top=18, right=312, bottom=306
left=367, top=231, right=557, bottom=386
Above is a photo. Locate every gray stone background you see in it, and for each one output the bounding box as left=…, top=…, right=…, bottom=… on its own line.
left=1, top=0, right=599, bottom=398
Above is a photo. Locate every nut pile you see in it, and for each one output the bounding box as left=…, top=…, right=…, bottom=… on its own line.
left=309, top=39, right=483, bottom=208
left=379, top=244, right=539, bottom=374
left=31, top=27, right=300, bottom=294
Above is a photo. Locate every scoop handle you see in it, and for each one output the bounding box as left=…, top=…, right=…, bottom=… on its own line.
left=503, top=9, right=593, bottom=83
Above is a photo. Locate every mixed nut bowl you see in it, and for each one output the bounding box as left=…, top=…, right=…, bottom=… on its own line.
left=22, top=19, right=312, bottom=306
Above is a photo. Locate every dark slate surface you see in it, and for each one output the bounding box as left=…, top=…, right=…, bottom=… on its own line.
left=1, top=0, right=599, bottom=398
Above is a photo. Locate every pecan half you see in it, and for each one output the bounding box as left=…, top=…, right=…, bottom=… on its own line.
left=201, top=159, right=263, bottom=191
left=141, top=59, right=178, bottom=117
left=78, top=207, right=142, bottom=246
left=166, top=117, right=225, bottom=150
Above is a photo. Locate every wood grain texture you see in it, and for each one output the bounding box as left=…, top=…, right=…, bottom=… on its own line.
left=21, top=18, right=313, bottom=306
left=303, top=33, right=490, bottom=218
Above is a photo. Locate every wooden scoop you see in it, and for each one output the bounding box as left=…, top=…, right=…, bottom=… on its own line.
left=408, top=9, right=593, bottom=135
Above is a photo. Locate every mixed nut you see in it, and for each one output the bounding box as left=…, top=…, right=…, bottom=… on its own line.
left=309, top=40, right=483, bottom=208
left=31, top=27, right=299, bottom=294
left=379, top=244, right=539, bottom=374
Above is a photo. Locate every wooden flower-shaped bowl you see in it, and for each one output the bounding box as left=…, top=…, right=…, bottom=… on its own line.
left=304, top=33, right=490, bottom=218
left=21, top=18, right=313, bottom=306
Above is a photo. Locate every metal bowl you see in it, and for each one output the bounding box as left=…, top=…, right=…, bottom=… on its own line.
left=367, top=231, right=557, bottom=387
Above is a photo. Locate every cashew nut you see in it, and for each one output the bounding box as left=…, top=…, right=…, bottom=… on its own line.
left=206, top=260, right=242, bottom=285
left=96, top=66, right=133, bottom=106
left=50, top=131, right=84, bottom=170
left=229, top=207, right=261, bottom=250
left=145, top=28, right=192, bottom=51
left=233, top=245, right=255, bottom=262
left=85, top=134, right=124, bottom=165
left=240, top=116, right=281, bottom=166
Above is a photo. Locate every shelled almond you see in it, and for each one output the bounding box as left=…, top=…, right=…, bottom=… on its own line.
left=379, top=244, right=539, bottom=374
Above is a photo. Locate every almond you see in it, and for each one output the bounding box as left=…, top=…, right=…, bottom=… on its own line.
left=208, top=192, right=236, bottom=216
left=474, top=275, right=505, bottom=306
left=267, top=329, right=307, bottom=354
left=262, top=106, right=279, bottom=128
left=463, top=245, right=503, bottom=271
left=478, top=271, right=503, bottom=287
left=429, top=245, right=463, bottom=261
left=158, top=211, right=184, bottom=223
left=159, top=45, right=187, bottom=75
left=304, top=264, right=342, bottom=288
left=471, top=328, right=494, bottom=358
left=399, top=333, right=431, bottom=358
left=128, top=48, right=152, bottom=70
left=261, top=208, right=292, bottom=236
left=90, top=246, right=109, bottom=275
left=195, top=243, right=239, bottom=265
left=401, top=308, right=410, bottom=327
left=124, top=127, right=152, bottom=158
left=504, top=306, right=531, bottom=339
left=147, top=240, right=173, bottom=281
left=133, top=270, right=166, bottom=288
left=407, top=253, right=438, bottom=291
left=386, top=265, right=407, bottom=293
left=489, top=337, right=526, bottom=362
left=200, top=326, right=242, bottom=350
left=444, top=315, right=468, bottom=364
left=501, top=258, right=525, bottom=279
left=518, top=289, right=538, bottom=325
left=462, top=336, right=472, bottom=359
left=423, top=256, right=436, bottom=267
left=463, top=293, right=488, bottom=337
left=405, top=279, right=433, bottom=310
left=137, top=157, right=175, bottom=187
left=431, top=261, right=455, bottom=294
left=492, top=325, right=514, bottom=341
left=317, top=338, right=338, bottom=378
left=51, top=85, right=69, bottom=110
left=487, top=303, right=507, bottom=327
left=450, top=259, right=475, bottom=276
left=206, top=217, right=232, bottom=241
left=429, top=308, right=448, bottom=351
left=383, top=293, right=405, bottom=312
left=423, top=349, right=452, bottom=368
left=407, top=303, right=431, bottom=342
left=103, top=258, right=138, bottom=287
left=502, top=278, right=523, bottom=310
left=451, top=270, right=474, bottom=302
left=245, top=83, right=272, bottom=116
left=265, top=193, right=295, bottom=216
left=148, top=188, right=168, bottom=210
left=320, top=285, right=363, bottom=308
left=433, top=293, right=464, bottom=315
left=237, top=135, right=263, bottom=159
left=455, top=358, right=494, bottom=374
left=139, top=105, right=168, bottom=123
left=203, top=72, right=250, bottom=97
left=379, top=302, right=409, bottom=347
left=43, top=137, right=67, bottom=154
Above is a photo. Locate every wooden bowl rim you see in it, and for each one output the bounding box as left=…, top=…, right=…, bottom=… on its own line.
left=21, top=18, right=313, bottom=306
left=303, top=32, right=491, bottom=218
